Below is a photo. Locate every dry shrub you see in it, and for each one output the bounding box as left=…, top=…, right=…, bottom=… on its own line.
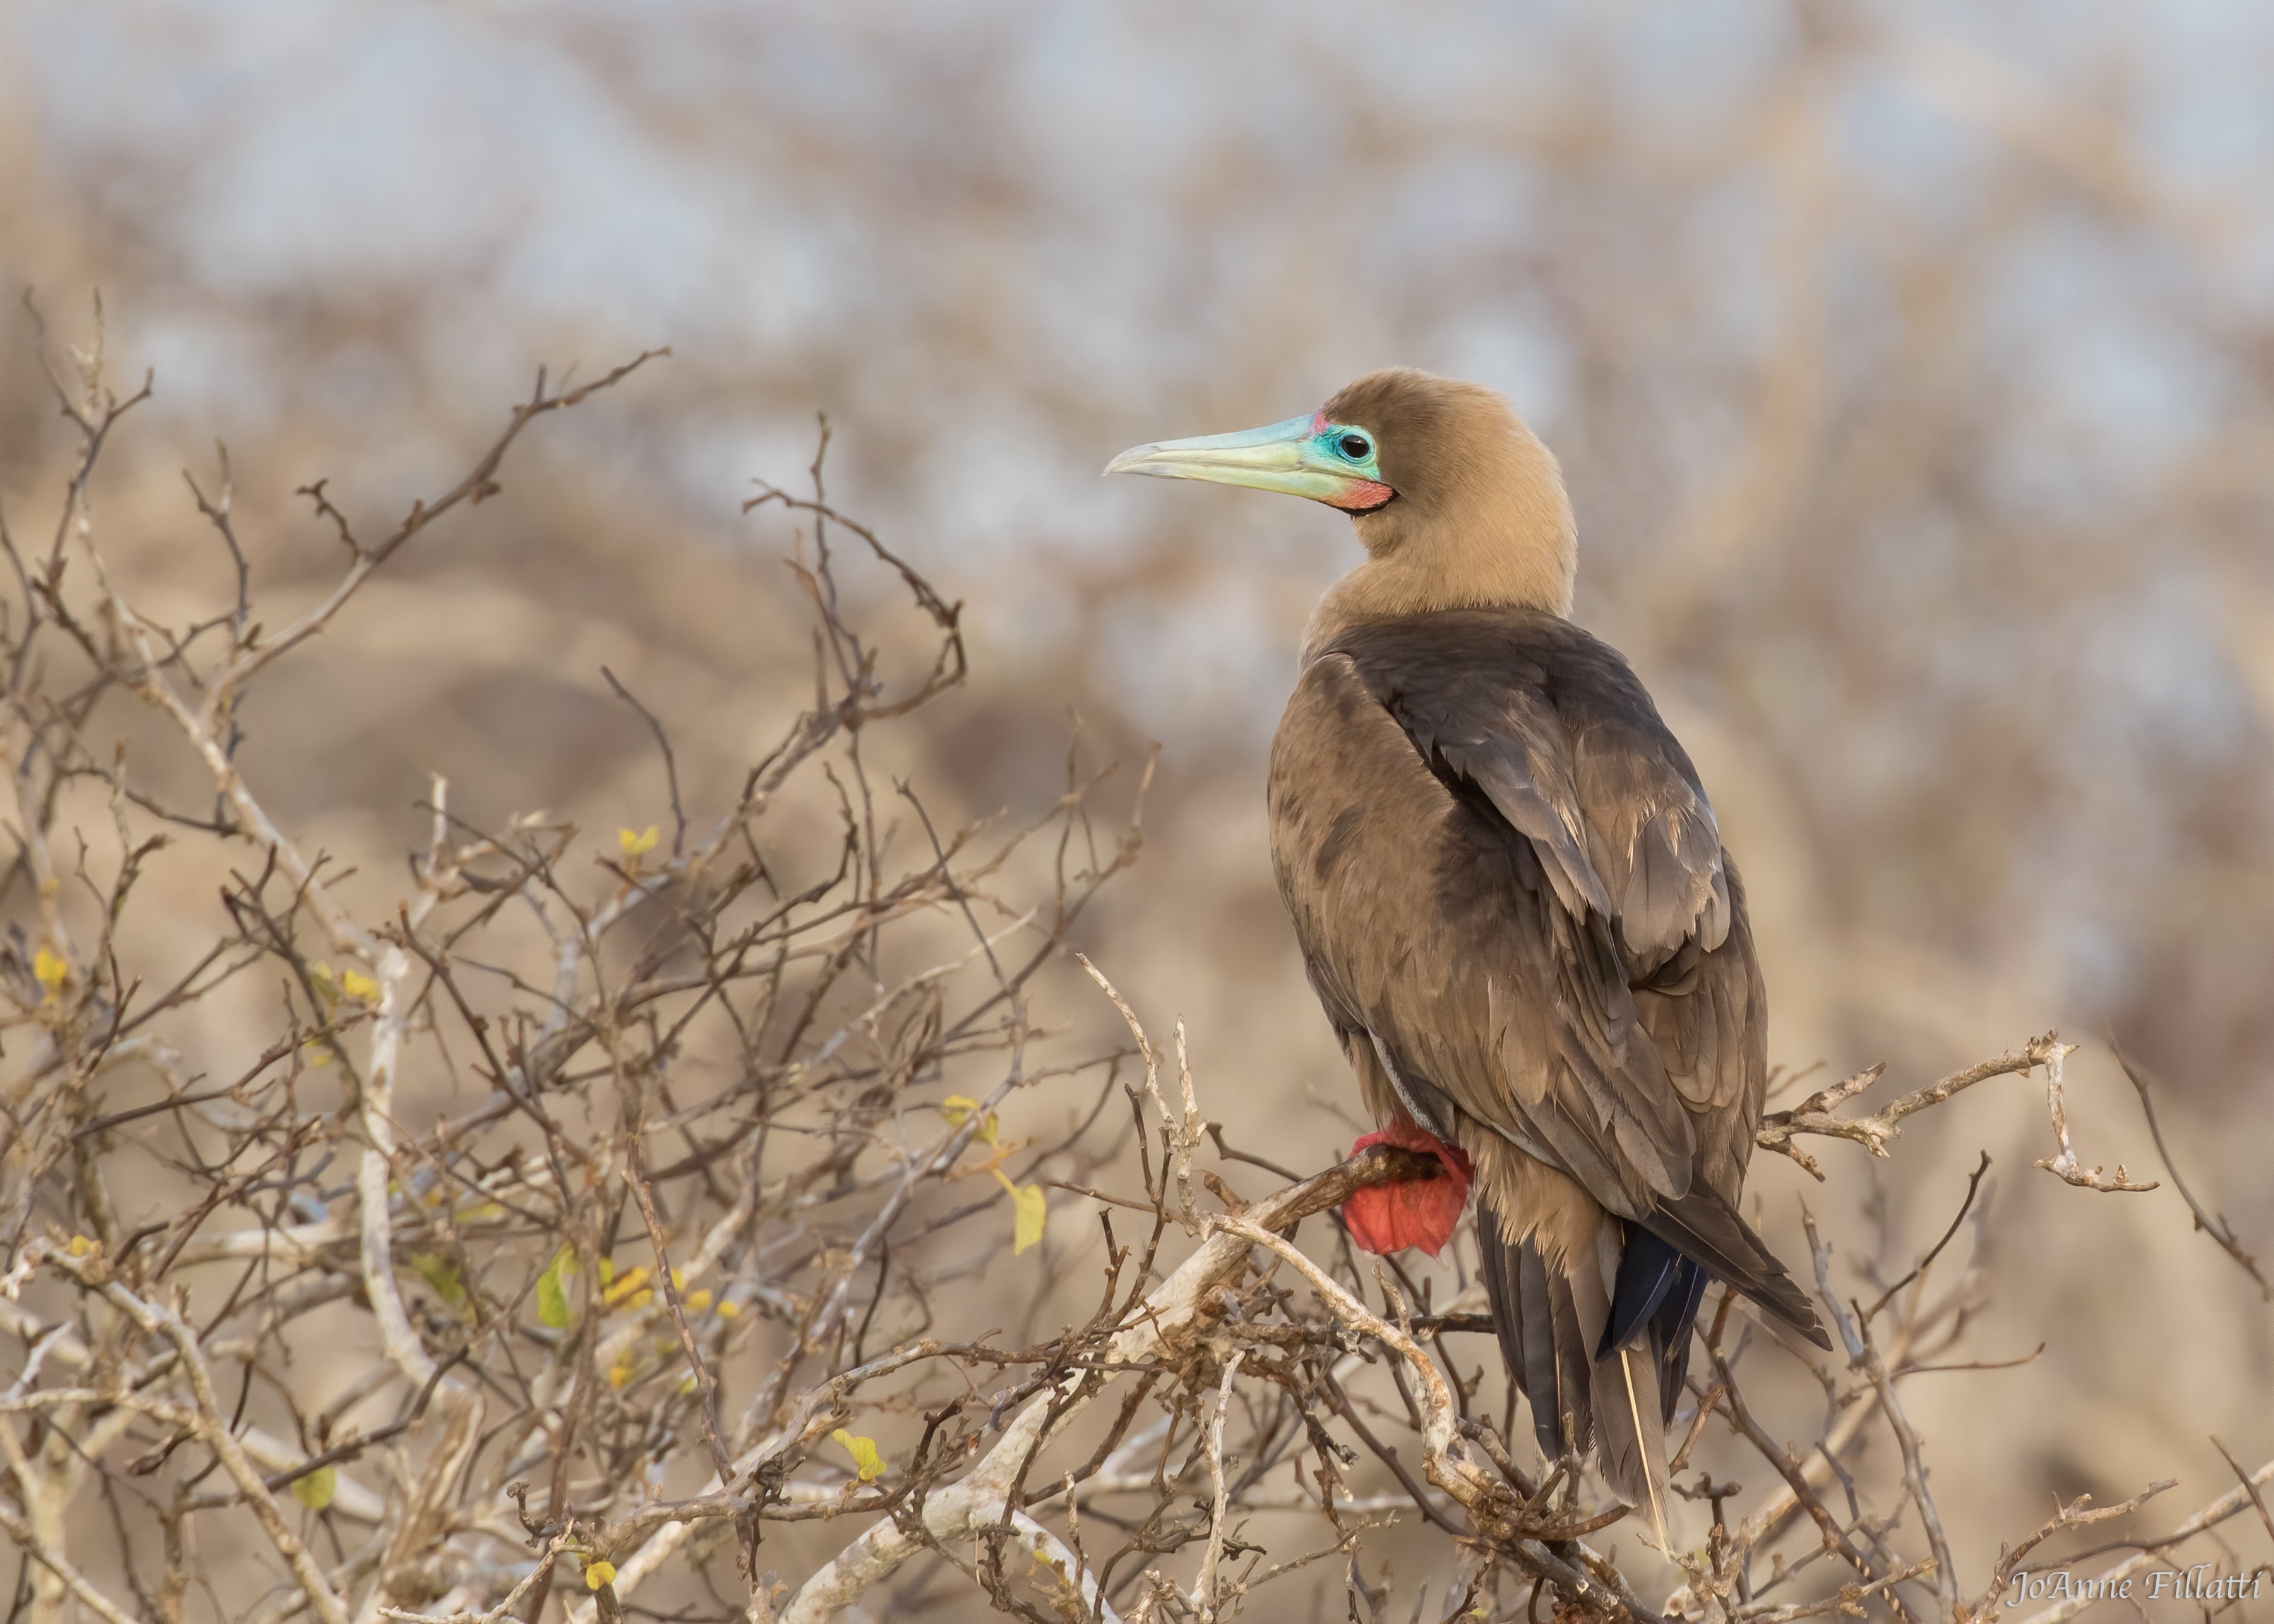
left=0, top=319, right=2264, bottom=1624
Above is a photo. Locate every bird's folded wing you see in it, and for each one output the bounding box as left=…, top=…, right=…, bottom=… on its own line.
left=1272, top=609, right=1762, bottom=1215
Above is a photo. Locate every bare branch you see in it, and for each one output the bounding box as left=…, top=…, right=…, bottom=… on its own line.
left=2112, top=1045, right=2268, bottom=1295
left=2031, top=1040, right=2157, bottom=1193
left=1757, top=1037, right=2064, bottom=1172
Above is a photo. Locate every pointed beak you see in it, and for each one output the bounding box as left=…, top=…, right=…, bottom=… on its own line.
left=1105, top=413, right=1392, bottom=512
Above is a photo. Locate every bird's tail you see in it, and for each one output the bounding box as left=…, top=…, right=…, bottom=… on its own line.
left=1603, top=1346, right=1671, bottom=1550
left=1480, top=1207, right=1688, bottom=1548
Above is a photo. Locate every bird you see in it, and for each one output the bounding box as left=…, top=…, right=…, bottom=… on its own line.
left=1106, top=368, right=1830, bottom=1548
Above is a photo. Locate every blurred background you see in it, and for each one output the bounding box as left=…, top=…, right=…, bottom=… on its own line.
left=4, top=0, right=2271, bottom=1589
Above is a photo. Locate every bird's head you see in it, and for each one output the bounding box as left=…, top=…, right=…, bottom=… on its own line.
left=1106, top=367, right=1576, bottom=618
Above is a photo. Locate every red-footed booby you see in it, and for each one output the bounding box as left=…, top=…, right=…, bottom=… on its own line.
left=1108, top=369, right=1829, bottom=1546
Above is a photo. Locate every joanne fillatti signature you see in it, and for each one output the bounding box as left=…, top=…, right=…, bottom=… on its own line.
left=2005, top=1566, right=2266, bottom=1606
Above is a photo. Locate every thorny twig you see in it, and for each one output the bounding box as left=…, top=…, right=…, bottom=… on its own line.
left=2112, top=1044, right=2268, bottom=1295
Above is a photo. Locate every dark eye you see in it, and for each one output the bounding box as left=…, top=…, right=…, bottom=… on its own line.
left=1338, top=433, right=1371, bottom=460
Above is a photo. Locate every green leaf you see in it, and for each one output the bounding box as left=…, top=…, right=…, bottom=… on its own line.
left=408, top=1251, right=465, bottom=1306
left=537, top=1248, right=574, bottom=1329
left=832, top=1428, right=885, bottom=1483
left=290, top=1465, right=336, bottom=1511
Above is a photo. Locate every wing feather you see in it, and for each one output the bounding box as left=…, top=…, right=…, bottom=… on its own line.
left=1270, top=607, right=1766, bottom=1235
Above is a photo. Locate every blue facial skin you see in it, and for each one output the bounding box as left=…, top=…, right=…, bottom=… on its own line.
left=1316, top=423, right=1383, bottom=484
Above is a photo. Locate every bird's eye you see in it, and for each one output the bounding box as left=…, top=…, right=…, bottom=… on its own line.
left=1338, top=433, right=1371, bottom=460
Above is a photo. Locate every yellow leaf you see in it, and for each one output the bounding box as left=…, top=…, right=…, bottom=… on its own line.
left=584, top=1560, right=617, bottom=1592
left=683, top=1289, right=712, bottom=1313
left=66, top=1235, right=97, bottom=1258
left=618, top=826, right=659, bottom=860
left=608, top=1361, right=635, bottom=1389
left=602, top=1265, right=650, bottom=1311
left=308, top=1045, right=333, bottom=1069
left=941, top=1095, right=998, bottom=1145
left=993, top=1169, right=1046, bottom=1255
left=1012, top=1183, right=1047, bottom=1254
left=32, top=947, right=67, bottom=997
left=339, top=969, right=379, bottom=1003
left=832, top=1428, right=885, bottom=1483
left=713, top=1297, right=741, bottom=1320
left=290, top=1466, right=336, bottom=1511
left=628, top=1289, right=653, bottom=1311
left=408, top=1252, right=465, bottom=1305
left=597, top=1256, right=616, bottom=1287
left=537, top=1248, right=575, bottom=1329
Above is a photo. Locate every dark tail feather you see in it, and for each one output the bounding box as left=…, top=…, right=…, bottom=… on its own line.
left=1516, top=1245, right=1562, bottom=1428
left=1598, top=1230, right=1713, bottom=1425
left=1478, top=1223, right=1525, bottom=1421
left=1653, top=1256, right=1710, bottom=1426
left=1640, top=1186, right=1831, bottom=1349
left=1480, top=1221, right=1572, bottom=1460
left=1600, top=1228, right=1711, bottom=1426
left=1598, top=1229, right=1685, bottom=1357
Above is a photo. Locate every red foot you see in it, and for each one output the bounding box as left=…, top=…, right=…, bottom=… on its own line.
left=1341, top=1119, right=1473, bottom=1258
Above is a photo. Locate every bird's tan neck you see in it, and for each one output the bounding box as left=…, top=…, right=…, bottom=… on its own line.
left=1300, top=525, right=1576, bottom=662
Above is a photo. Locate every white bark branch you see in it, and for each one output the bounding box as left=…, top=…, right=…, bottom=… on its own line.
left=1195, top=1348, right=1246, bottom=1623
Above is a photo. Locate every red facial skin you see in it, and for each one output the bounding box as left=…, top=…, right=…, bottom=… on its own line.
left=1341, top=1119, right=1474, bottom=1258
left=1324, top=479, right=1395, bottom=512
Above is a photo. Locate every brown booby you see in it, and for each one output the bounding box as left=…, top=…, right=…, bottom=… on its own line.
left=1107, top=368, right=1829, bottom=1546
